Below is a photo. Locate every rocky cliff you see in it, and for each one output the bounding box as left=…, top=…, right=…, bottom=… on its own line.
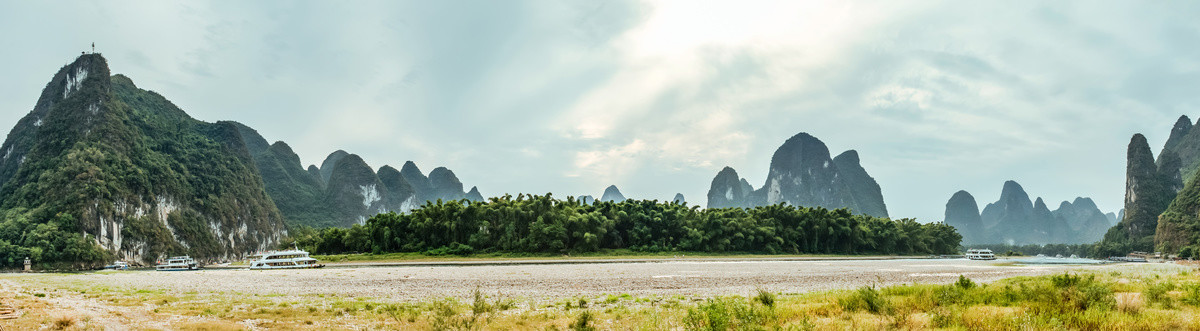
left=704, top=133, right=889, bottom=218
left=944, top=191, right=984, bottom=244
left=0, top=54, right=285, bottom=266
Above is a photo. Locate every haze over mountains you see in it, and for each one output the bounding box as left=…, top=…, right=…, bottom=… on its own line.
left=0, top=53, right=1176, bottom=266
left=944, top=182, right=1113, bottom=245
left=233, top=115, right=484, bottom=228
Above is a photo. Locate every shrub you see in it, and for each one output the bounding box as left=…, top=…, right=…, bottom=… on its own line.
left=1144, top=280, right=1175, bottom=308
left=840, top=286, right=889, bottom=314
left=1181, top=283, right=1200, bottom=306
left=956, top=275, right=976, bottom=290
left=685, top=297, right=776, bottom=330
left=1051, top=273, right=1082, bottom=288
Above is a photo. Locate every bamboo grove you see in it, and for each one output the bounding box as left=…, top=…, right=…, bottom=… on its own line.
left=292, top=194, right=962, bottom=256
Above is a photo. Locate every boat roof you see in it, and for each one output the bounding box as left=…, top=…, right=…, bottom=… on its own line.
left=257, top=249, right=310, bottom=255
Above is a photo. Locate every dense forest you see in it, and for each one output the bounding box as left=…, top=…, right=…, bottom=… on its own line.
left=287, top=194, right=962, bottom=256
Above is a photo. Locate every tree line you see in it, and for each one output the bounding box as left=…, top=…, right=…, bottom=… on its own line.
left=288, top=194, right=962, bottom=256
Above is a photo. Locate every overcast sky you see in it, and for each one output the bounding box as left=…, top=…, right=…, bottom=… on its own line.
left=2, top=1, right=1198, bottom=223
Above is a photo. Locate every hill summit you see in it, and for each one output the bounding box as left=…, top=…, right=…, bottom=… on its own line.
left=0, top=54, right=285, bottom=267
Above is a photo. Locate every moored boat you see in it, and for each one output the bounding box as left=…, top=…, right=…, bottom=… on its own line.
left=156, top=256, right=199, bottom=271
left=965, top=249, right=996, bottom=260
left=249, top=248, right=324, bottom=270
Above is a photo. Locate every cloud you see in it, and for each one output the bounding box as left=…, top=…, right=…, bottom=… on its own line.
left=0, top=0, right=1198, bottom=223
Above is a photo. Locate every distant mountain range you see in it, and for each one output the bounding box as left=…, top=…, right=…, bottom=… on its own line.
left=234, top=119, right=485, bottom=228
left=943, top=181, right=1113, bottom=245
left=3, top=53, right=1156, bottom=266
left=0, top=54, right=489, bottom=265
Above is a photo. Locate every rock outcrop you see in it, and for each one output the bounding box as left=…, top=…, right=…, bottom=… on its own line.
left=307, top=165, right=324, bottom=187
left=944, top=191, right=984, bottom=244
left=1053, top=198, right=1111, bottom=243
left=377, top=165, right=417, bottom=213
left=465, top=186, right=484, bottom=202
left=429, top=167, right=466, bottom=202
left=704, top=133, right=889, bottom=218
left=949, top=182, right=1110, bottom=245
left=400, top=161, right=435, bottom=203
left=706, top=167, right=753, bottom=208
left=1120, top=134, right=1176, bottom=246
left=318, top=150, right=349, bottom=184
left=832, top=150, right=889, bottom=218
left=325, top=154, right=387, bottom=226
left=600, top=185, right=626, bottom=202
left=0, top=54, right=285, bottom=265
left=980, top=181, right=1037, bottom=244
left=673, top=193, right=686, bottom=205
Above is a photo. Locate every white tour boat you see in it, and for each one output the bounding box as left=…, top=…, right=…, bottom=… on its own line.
left=155, top=256, right=199, bottom=271
left=965, top=249, right=996, bottom=260
left=249, top=248, right=324, bottom=270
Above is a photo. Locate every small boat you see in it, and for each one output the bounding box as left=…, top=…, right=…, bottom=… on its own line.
left=965, top=249, right=996, bottom=260
left=249, top=248, right=324, bottom=270
left=103, top=261, right=129, bottom=270
left=156, top=256, right=199, bottom=271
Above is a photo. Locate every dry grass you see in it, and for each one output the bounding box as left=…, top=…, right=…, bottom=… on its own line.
left=4, top=264, right=1200, bottom=329
left=1117, top=292, right=1145, bottom=314
left=50, top=313, right=76, bottom=330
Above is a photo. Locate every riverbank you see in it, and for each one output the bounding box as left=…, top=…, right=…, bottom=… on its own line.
left=0, top=260, right=1186, bottom=329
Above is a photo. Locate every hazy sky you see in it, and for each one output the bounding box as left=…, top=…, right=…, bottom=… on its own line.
left=2, top=1, right=1198, bottom=223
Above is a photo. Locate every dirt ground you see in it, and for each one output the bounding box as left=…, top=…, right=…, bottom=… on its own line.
left=0, top=258, right=1180, bottom=329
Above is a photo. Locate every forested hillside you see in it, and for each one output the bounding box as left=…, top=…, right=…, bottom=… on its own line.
left=0, top=54, right=285, bottom=268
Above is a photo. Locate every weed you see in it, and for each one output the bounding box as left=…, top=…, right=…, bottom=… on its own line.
left=754, top=288, right=776, bottom=308
left=1144, top=280, right=1175, bottom=308
left=51, top=314, right=75, bottom=330
left=840, top=286, right=888, bottom=314
left=571, top=310, right=595, bottom=331
left=472, top=288, right=492, bottom=315
left=956, top=275, right=976, bottom=290
left=1116, top=292, right=1144, bottom=314
left=685, top=296, right=777, bottom=330
left=1182, top=283, right=1200, bottom=306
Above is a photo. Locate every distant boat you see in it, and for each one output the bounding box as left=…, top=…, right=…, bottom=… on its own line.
left=103, top=261, right=129, bottom=270
left=249, top=248, right=324, bottom=270
left=965, top=249, right=996, bottom=260
left=156, top=256, right=199, bottom=271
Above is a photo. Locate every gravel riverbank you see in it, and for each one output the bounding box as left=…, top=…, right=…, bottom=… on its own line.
left=8, top=258, right=1173, bottom=302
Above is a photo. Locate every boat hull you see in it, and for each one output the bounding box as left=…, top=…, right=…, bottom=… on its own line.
left=249, top=264, right=324, bottom=270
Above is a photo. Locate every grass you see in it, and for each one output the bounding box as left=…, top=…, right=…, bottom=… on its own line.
left=4, top=264, right=1200, bottom=329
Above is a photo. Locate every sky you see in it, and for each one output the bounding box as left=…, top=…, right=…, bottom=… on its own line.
left=1, top=1, right=1199, bottom=223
